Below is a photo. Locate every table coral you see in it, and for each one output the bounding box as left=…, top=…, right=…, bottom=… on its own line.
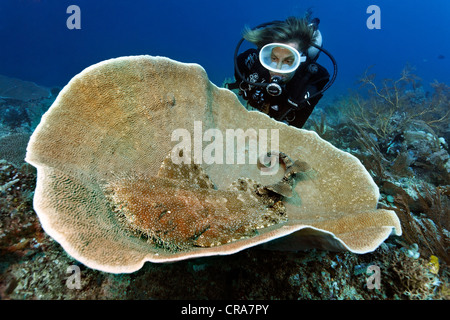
left=25, top=55, right=401, bottom=273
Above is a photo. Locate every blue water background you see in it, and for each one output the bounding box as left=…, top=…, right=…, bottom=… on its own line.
left=0, top=0, right=449, bottom=98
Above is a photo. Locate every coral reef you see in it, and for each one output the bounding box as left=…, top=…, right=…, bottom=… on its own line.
left=0, top=91, right=56, bottom=132
left=382, top=184, right=449, bottom=265
left=0, top=133, right=32, bottom=167
left=0, top=184, right=446, bottom=300
left=0, top=64, right=447, bottom=300
left=305, top=66, right=449, bottom=288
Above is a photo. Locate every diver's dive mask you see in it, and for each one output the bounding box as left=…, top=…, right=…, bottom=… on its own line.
left=259, top=43, right=306, bottom=96
left=259, top=43, right=306, bottom=74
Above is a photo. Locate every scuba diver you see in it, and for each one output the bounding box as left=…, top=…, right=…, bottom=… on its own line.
left=227, top=14, right=337, bottom=129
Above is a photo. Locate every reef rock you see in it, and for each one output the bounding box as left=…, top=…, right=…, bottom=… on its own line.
left=26, top=56, right=401, bottom=273
left=0, top=74, right=50, bottom=101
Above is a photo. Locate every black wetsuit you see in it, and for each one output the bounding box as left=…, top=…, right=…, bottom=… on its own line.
left=230, top=48, right=329, bottom=128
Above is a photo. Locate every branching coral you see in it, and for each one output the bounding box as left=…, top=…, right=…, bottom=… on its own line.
left=344, top=65, right=449, bottom=146
left=0, top=133, right=32, bottom=167
left=414, top=184, right=450, bottom=232
left=339, top=65, right=449, bottom=183
left=379, top=184, right=449, bottom=265
left=382, top=250, right=441, bottom=299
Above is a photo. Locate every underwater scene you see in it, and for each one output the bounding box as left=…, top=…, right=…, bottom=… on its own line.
left=0, top=0, right=448, bottom=304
